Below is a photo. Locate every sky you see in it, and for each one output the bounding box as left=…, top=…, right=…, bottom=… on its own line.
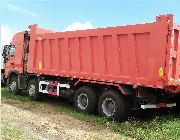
left=0, top=0, right=180, bottom=46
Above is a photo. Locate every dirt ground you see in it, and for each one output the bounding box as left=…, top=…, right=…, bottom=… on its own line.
left=1, top=98, right=132, bottom=140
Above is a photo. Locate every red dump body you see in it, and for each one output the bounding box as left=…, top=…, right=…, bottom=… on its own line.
left=27, top=14, right=180, bottom=93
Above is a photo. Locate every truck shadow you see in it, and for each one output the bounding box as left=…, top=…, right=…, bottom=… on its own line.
left=33, top=92, right=180, bottom=122
left=131, top=108, right=180, bottom=121
left=2, top=88, right=179, bottom=123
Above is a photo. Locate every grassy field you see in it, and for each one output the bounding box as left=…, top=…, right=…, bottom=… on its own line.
left=1, top=123, right=36, bottom=140
left=1, top=88, right=180, bottom=140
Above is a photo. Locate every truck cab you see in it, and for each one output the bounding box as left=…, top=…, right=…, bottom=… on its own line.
left=1, top=25, right=53, bottom=89
left=2, top=31, right=28, bottom=87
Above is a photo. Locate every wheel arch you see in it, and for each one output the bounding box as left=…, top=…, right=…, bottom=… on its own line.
left=8, top=70, right=19, bottom=84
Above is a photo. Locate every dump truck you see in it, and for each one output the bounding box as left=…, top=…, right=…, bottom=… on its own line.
left=2, top=14, right=180, bottom=121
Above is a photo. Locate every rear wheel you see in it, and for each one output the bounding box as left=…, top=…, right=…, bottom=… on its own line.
left=74, top=86, right=97, bottom=114
left=28, top=78, right=40, bottom=100
left=9, top=76, right=21, bottom=95
left=98, top=90, right=129, bottom=121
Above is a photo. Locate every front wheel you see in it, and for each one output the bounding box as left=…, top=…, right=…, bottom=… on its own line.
left=74, top=86, right=97, bottom=114
left=98, top=90, right=129, bottom=121
left=9, top=76, right=21, bottom=95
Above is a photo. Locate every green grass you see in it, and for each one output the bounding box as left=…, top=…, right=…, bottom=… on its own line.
left=1, top=88, right=180, bottom=140
left=1, top=124, right=37, bottom=140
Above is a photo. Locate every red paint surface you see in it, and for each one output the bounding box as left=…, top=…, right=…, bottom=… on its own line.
left=48, top=82, right=58, bottom=86
left=48, top=91, right=57, bottom=95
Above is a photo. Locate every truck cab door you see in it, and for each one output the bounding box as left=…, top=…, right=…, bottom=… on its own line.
left=3, top=44, right=19, bottom=75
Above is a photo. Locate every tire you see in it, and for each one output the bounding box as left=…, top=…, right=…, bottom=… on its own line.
left=74, top=86, right=97, bottom=114
left=125, top=96, right=133, bottom=117
left=98, top=90, right=129, bottom=121
left=28, top=78, right=40, bottom=100
left=9, top=76, right=21, bottom=95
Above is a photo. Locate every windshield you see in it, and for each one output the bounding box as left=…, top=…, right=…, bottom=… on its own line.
left=9, top=47, right=15, bottom=57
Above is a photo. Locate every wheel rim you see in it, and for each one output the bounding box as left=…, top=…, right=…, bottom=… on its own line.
left=102, top=98, right=116, bottom=117
left=28, top=84, right=36, bottom=96
left=10, top=81, right=16, bottom=92
left=77, top=93, right=88, bottom=110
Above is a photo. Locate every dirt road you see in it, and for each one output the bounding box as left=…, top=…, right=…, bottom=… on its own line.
left=1, top=98, right=132, bottom=140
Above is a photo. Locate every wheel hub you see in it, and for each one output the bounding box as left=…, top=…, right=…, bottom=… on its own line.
left=102, top=98, right=115, bottom=117
left=77, top=93, right=88, bottom=110
left=28, top=84, right=36, bottom=96
left=10, top=81, right=16, bottom=92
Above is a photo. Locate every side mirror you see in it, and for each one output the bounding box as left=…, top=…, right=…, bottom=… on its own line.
left=2, top=45, right=10, bottom=63
left=2, top=45, right=7, bottom=57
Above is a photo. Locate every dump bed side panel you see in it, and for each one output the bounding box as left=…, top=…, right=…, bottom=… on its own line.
left=27, top=21, right=169, bottom=89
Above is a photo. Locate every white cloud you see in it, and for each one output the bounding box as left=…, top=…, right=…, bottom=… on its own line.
left=64, top=21, right=93, bottom=31
left=0, top=25, right=17, bottom=46
left=0, top=2, right=38, bottom=17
